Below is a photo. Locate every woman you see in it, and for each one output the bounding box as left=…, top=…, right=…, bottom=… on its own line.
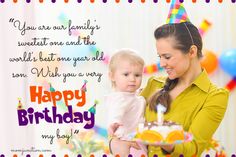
left=109, top=22, right=229, bottom=157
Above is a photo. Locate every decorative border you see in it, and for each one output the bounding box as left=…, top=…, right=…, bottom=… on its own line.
left=0, top=0, right=236, bottom=3
left=0, top=154, right=236, bottom=157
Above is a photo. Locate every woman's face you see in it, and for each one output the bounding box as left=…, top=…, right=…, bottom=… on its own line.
left=156, top=37, right=191, bottom=80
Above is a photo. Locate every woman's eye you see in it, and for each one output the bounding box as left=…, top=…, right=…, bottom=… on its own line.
left=164, top=55, right=171, bottom=59
left=158, top=55, right=170, bottom=60
left=165, top=56, right=171, bottom=59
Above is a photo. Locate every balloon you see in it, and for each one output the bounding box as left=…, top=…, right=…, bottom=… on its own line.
left=200, top=50, right=218, bottom=74
left=219, top=49, right=236, bottom=77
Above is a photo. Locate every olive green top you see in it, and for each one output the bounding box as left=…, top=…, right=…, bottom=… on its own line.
left=140, top=70, right=229, bottom=157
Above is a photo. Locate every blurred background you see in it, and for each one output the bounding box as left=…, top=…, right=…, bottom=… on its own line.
left=0, top=1, right=235, bottom=156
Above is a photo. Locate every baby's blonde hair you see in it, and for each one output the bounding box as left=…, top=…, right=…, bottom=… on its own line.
left=109, top=49, right=145, bottom=87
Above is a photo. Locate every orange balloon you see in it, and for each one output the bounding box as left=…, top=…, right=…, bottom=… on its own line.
left=200, top=50, right=218, bottom=74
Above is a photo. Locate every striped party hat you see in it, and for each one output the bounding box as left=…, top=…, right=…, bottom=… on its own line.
left=166, top=0, right=190, bottom=24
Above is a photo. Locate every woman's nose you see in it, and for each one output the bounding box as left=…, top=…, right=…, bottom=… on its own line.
left=160, top=59, right=167, bottom=68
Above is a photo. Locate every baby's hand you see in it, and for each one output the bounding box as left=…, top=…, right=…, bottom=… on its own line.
left=108, top=123, right=122, bottom=136
left=136, top=88, right=143, bottom=95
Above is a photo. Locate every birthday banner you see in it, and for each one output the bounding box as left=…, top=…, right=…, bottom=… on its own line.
left=0, top=0, right=236, bottom=157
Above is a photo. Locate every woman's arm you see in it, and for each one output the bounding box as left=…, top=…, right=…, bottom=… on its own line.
left=170, top=88, right=229, bottom=156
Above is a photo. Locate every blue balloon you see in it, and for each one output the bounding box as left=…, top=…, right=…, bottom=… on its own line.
left=219, top=49, right=236, bottom=76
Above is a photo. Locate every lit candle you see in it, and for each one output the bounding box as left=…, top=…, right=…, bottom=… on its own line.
left=157, top=103, right=167, bottom=125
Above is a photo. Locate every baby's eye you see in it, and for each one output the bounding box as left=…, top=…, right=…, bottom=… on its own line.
left=135, top=74, right=141, bottom=77
left=123, top=73, right=129, bottom=76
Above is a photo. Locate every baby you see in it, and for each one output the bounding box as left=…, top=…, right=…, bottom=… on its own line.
left=105, top=49, right=147, bottom=157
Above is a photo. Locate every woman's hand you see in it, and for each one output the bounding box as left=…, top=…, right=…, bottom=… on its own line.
left=161, top=144, right=175, bottom=154
left=148, top=143, right=174, bottom=154
left=110, top=138, right=141, bottom=156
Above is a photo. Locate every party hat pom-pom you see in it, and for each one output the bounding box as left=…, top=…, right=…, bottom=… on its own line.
left=94, top=99, right=99, bottom=105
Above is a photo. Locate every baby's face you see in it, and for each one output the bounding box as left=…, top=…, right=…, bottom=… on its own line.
left=111, top=60, right=143, bottom=93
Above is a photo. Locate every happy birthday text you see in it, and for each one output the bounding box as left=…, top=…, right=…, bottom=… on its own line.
left=17, top=86, right=94, bottom=129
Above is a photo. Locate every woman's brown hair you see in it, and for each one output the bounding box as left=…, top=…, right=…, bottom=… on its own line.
left=149, top=22, right=203, bottom=113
